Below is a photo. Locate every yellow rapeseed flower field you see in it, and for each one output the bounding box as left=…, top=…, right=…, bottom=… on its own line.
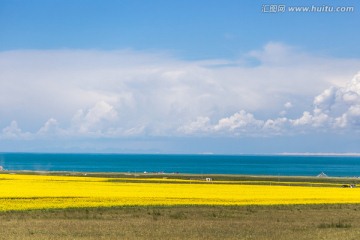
left=0, top=174, right=360, bottom=211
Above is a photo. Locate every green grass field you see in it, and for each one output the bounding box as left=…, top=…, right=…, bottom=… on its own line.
left=9, top=170, right=360, bottom=185
left=1, top=205, right=360, bottom=240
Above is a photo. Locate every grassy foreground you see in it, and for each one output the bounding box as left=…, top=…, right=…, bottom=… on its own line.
left=1, top=205, right=360, bottom=240
left=1, top=172, right=360, bottom=239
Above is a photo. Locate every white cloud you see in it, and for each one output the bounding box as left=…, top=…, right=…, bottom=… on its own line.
left=71, top=101, right=118, bottom=134
left=1, top=44, right=360, bottom=139
left=37, top=118, right=59, bottom=135
left=1, top=121, right=31, bottom=139
left=178, top=117, right=211, bottom=134
left=290, top=110, right=330, bottom=128
left=263, top=117, right=289, bottom=133
left=177, top=72, right=360, bottom=136
left=284, top=102, right=293, bottom=109
left=214, top=111, right=264, bottom=133
left=312, top=73, right=360, bottom=129
left=314, top=87, right=336, bottom=111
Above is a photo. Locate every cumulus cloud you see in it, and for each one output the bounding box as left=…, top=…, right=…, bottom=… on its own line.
left=0, top=43, right=360, bottom=139
left=177, top=72, right=360, bottom=136
left=291, top=110, right=330, bottom=128
left=308, top=73, right=360, bottom=129
left=71, top=101, right=118, bottom=134
left=263, top=117, right=289, bottom=134
left=178, top=117, right=211, bottom=134
left=1, top=121, right=31, bottom=139
left=37, top=118, right=62, bottom=136
left=214, top=111, right=264, bottom=133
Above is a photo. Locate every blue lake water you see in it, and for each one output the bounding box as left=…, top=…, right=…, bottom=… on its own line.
left=0, top=153, right=360, bottom=177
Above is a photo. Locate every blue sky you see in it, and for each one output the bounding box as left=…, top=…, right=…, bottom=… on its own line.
left=1, top=0, right=359, bottom=58
left=0, top=0, right=360, bottom=153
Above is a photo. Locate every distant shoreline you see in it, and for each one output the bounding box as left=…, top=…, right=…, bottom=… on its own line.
left=280, top=152, right=360, bottom=156
left=1, top=152, right=360, bottom=156
left=2, top=170, right=360, bottom=185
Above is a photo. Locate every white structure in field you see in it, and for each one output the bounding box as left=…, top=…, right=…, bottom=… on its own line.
left=316, top=172, right=328, bottom=178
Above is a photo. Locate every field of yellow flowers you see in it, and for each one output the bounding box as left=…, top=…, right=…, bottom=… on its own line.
left=1, top=173, right=360, bottom=211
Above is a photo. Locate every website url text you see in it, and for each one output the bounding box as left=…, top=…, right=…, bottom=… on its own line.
left=262, top=5, right=355, bottom=13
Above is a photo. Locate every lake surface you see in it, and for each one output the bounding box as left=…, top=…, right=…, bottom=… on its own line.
left=1, top=153, right=360, bottom=177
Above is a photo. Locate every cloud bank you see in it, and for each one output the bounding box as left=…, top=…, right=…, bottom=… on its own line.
left=0, top=43, right=359, bottom=140
left=181, top=72, right=360, bottom=136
